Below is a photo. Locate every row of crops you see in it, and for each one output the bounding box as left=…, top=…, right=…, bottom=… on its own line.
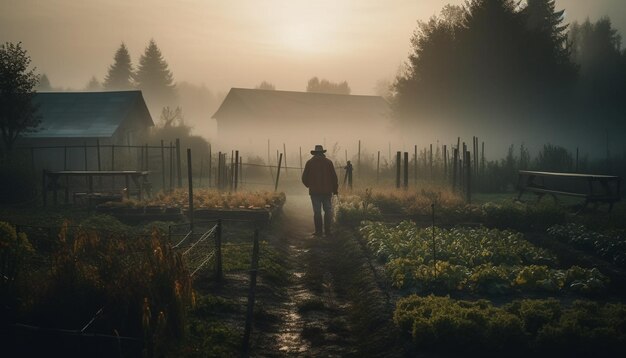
left=336, top=188, right=626, bottom=356
left=361, top=222, right=607, bottom=295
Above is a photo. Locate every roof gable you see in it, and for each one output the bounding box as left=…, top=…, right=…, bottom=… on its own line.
left=26, top=91, right=154, bottom=138
left=212, top=88, right=390, bottom=121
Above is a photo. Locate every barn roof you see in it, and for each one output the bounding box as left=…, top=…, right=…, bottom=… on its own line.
left=212, top=88, right=389, bottom=121
left=26, top=91, right=154, bottom=138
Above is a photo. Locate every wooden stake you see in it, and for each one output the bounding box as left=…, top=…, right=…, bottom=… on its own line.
left=376, top=151, right=380, bottom=184
left=187, top=148, right=194, bottom=229
left=275, top=153, right=283, bottom=191
left=396, top=151, right=401, bottom=189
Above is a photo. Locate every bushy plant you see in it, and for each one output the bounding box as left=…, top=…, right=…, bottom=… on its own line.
left=395, top=295, right=626, bottom=356
left=548, top=223, right=626, bottom=267
left=482, top=200, right=566, bottom=231
left=0, top=221, right=33, bottom=305
left=335, top=195, right=382, bottom=225
left=24, top=228, right=193, bottom=355
left=143, top=188, right=285, bottom=210
left=360, top=221, right=607, bottom=295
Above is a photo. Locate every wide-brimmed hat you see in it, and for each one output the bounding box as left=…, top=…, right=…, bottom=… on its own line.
left=310, top=144, right=327, bottom=155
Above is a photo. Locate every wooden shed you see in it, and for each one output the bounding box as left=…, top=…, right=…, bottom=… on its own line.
left=212, top=88, right=391, bottom=150
left=19, top=90, right=154, bottom=171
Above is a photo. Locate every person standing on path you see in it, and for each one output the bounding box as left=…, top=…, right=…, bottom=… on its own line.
left=302, top=145, right=338, bottom=236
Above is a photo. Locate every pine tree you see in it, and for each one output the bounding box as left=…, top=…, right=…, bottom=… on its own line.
left=521, top=0, right=574, bottom=80
left=85, top=76, right=102, bottom=91
left=135, top=39, right=176, bottom=106
left=103, top=43, right=134, bottom=90
left=37, top=73, right=52, bottom=91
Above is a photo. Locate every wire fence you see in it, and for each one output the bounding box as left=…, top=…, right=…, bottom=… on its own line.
left=9, top=217, right=264, bottom=355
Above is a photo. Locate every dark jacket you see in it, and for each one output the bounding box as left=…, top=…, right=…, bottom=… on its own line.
left=302, top=154, right=338, bottom=195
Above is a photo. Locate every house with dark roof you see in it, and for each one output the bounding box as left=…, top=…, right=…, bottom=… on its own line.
left=212, top=88, right=391, bottom=152
left=20, top=90, right=154, bottom=171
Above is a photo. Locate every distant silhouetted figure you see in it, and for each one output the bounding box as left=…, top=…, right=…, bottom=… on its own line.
left=302, top=145, right=338, bottom=237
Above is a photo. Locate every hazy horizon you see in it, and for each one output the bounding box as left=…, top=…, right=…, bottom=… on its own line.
left=2, top=0, right=625, bottom=95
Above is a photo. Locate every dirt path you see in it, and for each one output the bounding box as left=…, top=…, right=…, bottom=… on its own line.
left=251, top=194, right=357, bottom=357
left=251, top=193, right=404, bottom=357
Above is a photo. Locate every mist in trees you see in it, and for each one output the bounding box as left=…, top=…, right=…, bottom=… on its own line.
left=569, top=17, right=626, bottom=123
left=255, top=81, right=276, bottom=90
left=84, top=76, right=102, bottom=92
left=37, top=74, right=51, bottom=91
left=392, top=0, right=625, bottom=157
left=306, top=77, right=351, bottom=95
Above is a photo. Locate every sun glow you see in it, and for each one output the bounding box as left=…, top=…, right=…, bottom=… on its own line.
left=270, top=2, right=343, bottom=54
left=281, top=22, right=326, bottom=53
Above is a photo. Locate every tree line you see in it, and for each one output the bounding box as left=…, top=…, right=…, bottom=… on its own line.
left=392, top=0, right=626, bottom=154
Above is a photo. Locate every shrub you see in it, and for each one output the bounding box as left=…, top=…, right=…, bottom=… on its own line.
left=0, top=221, right=33, bottom=304
left=395, top=295, right=626, bottom=356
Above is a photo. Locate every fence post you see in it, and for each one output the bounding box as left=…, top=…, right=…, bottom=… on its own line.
left=140, top=143, right=145, bottom=171
left=96, top=139, right=101, bottom=171
left=299, top=146, right=303, bottom=175
left=429, top=144, right=433, bottom=180
left=161, top=140, right=166, bottom=190
left=452, top=148, right=458, bottom=191
left=275, top=153, right=283, bottom=191
left=242, top=228, right=260, bottom=356
left=357, top=139, right=361, bottom=175
left=199, top=153, right=204, bottom=187
left=176, top=138, right=182, bottom=188
left=466, top=151, right=471, bottom=204
left=376, top=151, right=380, bottom=184
left=403, top=152, right=409, bottom=189
left=145, top=143, right=149, bottom=172
left=216, top=219, right=223, bottom=281
left=283, top=143, right=288, bottom=176
left=187, top=149, right=194, bottom=230
left=208, top=144, right=212, bottom=188
left=169, top=142, right=174, bottom=192
left=414, top=145, right=418, bottom=186
left=230, top=151, right=234, bottom=191
left=396, top=151, right=401, bottom=189
left=443, top=145, right=448, bottom=180
left=234, top=150, right=239, bottom=192
left=217, top=151, right=222, bottom=191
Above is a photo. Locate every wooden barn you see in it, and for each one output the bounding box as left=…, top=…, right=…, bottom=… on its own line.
left=20, top=90, right=154, bottom=171
left=212, top=88, right=391, bottom=151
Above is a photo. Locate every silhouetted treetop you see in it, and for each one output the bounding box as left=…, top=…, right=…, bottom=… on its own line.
left=135, top=39, right=176, bottom=106
left=85, top=76, right=102, bottom=92
left=37, top=73, right=52, bottom=91
left=393, top=0, right=576, bottom=129
left=255, top=81, right=276, bottom=90
left=103, top=43, right=134, bottom=90
left=306, top=77, right=351, bottom=95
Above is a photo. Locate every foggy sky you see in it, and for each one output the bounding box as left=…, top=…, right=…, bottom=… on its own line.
left=1, top=0, right=625, bottom=95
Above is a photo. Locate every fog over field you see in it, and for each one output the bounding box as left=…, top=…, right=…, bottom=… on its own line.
left=1, top=0, right=626, bottom=158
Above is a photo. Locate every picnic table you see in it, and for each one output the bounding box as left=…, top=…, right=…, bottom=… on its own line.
left=517, top=170, right=621, bottom=212
left=42, top=170, right=150, bottom=206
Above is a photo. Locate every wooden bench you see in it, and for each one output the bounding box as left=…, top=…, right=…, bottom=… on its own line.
left=517, top=170, right=621, bottom=212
